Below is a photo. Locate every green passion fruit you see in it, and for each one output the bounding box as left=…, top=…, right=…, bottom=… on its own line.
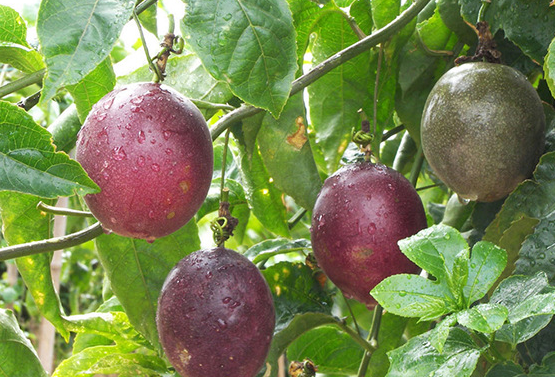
left=75, top=82, right=213, bottom=241
left=421, top=62, right=545, bottom=202
left=310, top=162, right=428, bottom=308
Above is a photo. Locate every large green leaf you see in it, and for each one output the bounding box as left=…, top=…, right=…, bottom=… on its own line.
left=232, top=122, right=290, bottom=237
left=181, top=0, right=297, bottom=117
left=0, top=101, right=99, bottom=198
left=491, top=273, right=552, bottom=345
left=257, top=92, right=322, bottom=210
left=307, top=7, right=374, bottom=172
left=456, top=304, right=508, bottom=334
left=94, top=220, right=200, bottom=351
left=261, top=261, right=332, bottom=332
left=37, top=0, right=135, bottom=103
left=484, top=152, right=555, bottom=282
left=0, top=309, right=48, bottom=377
left=287, top=0, right=321, bottom=76
left=546, top=38, right=555, bottom=100
left=52, top=344, right=167, bottom=377
left=0, top=5, right=44, bottom=72
left=0, top=192, right=69, bottom=340
left=386, top=327, right=482, bottom=377
left=244, top=238, right=310, bottom=264
left=67, top=58, right=116, bottom=123
left=118, top=54, right=234, bottom=119
left=459, top=0, right=555, bottom=64
left=464, top=240, right=507, bottom=305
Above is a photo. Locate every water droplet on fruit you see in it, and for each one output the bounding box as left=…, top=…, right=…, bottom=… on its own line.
left=131, top=95, right=144, bottom=105
left=110, top=217, right=117, bottom=224
left=205, top=271, right=213, bottom=279
left=112, top=146, right=127, bottom=160
left=125, top=123, right=132, bottom=130
left=103, top=97, right=115, bottom=109
left=152, top=163, right=160, bottom=172
left=149, top=209, right=156, bottom=219
left=138, top=130, right=146, bottom=144
left=165, top=148, right=173, bottom=155
left=131, top=106, right=144, bottom=113
left=367, top=222, right=377, bottom=234
left=146, top=114, right=153, bottom=121
left=150, top=138, right=156, bottom=144
left=146, top=236, right=156, bottom=243
left=102, top=171, right=109, bottom=180
left=163, top=130, right=172, bottom=140
left=457, top=195, right=471, bottom=205
left=222, top=297, right=232, bottom=304
left=137, top=156, right=145, bottom=166
left=97, top=112, right=107, bottom=121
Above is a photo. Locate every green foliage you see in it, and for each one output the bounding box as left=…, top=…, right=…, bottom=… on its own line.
left=2, top=0, right=555, bottom=376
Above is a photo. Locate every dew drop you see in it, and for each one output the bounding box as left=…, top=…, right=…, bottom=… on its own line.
left=103, top=96, right=115, bottom=110
left=110, top=217, right=117, bottom=224
left=165, top=148, right=173, bottom=155
left=102, top=171, right=110, bottom=180
left=137, top=156, right=145, bottom=166
left=151, top=163, right=160, bottom=172
left=97, top=112, right=107, bottom=121
left=538, top=252, right=546, bottom=260
left=146, top=236, right=156, bottom=244
left=131, top=106, right=144, bottom=113
left=399, top=291, right=407, bottom=297
left=131, top=95, right=144, bottom=105
left=148, top=209, right=156, bottom=219
left=367, top=222, right=377, bottom=234
left=138, top=130, right=146, bottom=144
left=223, top=13, right=232, bottom=20
left=112, top=146, right=127, bottom=160
left=163, top=130, right=172, bottom=140
left=206, top=271, right=213, bottom=279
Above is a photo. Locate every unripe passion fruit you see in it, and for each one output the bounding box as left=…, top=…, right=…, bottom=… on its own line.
left=75, top=82, right=213, bottom=241
left=156, top=247, right=275, bottom=377
left=311, top=163, right=427, bottom=308
left=421, top=62, right=545, bottom=202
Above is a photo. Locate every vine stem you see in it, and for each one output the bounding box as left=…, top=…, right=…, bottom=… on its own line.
left=37, top=201, right=94, bottom=218
left=0, top=222, right=104, bottom=261
left=132, top=10, right=162, bottom=83
left=219, top=129, right=231, bottom=203
left=477, top=0, right=491, bottom=23
left=357, top=305, right=384, bottom=377
left=209, top=0, right=433, bottom=141
left=0, top=69, right=45, bottom=99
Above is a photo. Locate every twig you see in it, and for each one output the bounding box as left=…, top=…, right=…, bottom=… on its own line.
left=288, top=208, right=307, bottom=230
left=209, top=0, right=433, bottom=140
left=0, top=69, right=45, bottom=99
left=0, top=222, right=104, bottom=261
left=356, top=306, right=383, bottom=377
left=37, top=201, right=94, bottom=218
left=132, top=10, right=163, bottom=82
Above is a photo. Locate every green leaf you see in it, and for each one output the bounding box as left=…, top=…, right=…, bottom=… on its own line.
left=428, top=314, right=457, bottom=353
left=262, top=262, right=332, bottom=332
left=286, top=325, right=364, bottom=375
left=307, top=8, right=374, bottom=172
left=367, top=313, right=410, bottom=377
left=67, top=58, right=116, bottom=122
left=386, top=328, right=482, bottom=377
left=459, top=0, right=555, bottom=63
left=52, top=344, right=167, bottom=377
left=465, top=241, right=507, bottom=305
left=371, top=0, right=400, bottom=29
left=491, top=273, right=552, bottom=345
left=484, top=152, right=555, bottom=283
left=543, top=37, right=555, bottom=100
left=263, top=312, right=345, bottom=377
left=181, top=0, right=297, bottom=116
left=509, top=292, right=555, bottom=324
left=485, top=361, right=525, bottom=377
left=118, top=54, right=233, bottom=119
left=0, top=191, right=70, bottom=340
left=232, top=124, right=290, bottom=237
left=244, top=238, right=311, bottom=264
left=398, top=224, right=468, bottom=283
left=0, top=309, right=48, bottom=377
left=258, top=92, right=322, bottom=210
left=196, top=178, right=247, bottom=220
left=138, top=0, right=157, bottom=37
left=457, top=304, right=508, bottom=334
left=94, top=220, right=200, bottom=350
left=37, top=0, right=135, bottom=103
left=0, top=5, right=44, bottom=72
left=371, top=274, right=455, bottom=321
left=435, top=0, right=475, bottom=46
left=287, top=0, right=321, bottom=76
left=0, top=101, right=99, bottom=198
left=529, top=352, right=555, bottom=375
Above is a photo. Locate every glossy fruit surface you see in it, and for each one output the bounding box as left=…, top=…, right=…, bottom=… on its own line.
left=311, top=162, right=427, bottom=308
left=156, top=247, right=275, bottom=377
left=75, top=82, right=213, bottom=240
left=421, top=62, right=545, bottom=202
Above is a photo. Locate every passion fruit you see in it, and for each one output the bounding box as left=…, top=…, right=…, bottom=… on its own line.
left=75, top=82, right=213, bottom=241
left=421, top=62, right=545, bottom=202
left=310, top=162, right=428, bottom=308
left=156, top=247, right=275, bottom=377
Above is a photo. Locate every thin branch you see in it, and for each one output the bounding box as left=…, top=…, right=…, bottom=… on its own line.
left=190, top=98, right=235, bottom=111
left=356, top=306, right=384, bottom=377
left=0, top=69, right=45, bottom=99
left=209, top=0, right=433, bottom=140
left=0, top=222, right=104, bottom=261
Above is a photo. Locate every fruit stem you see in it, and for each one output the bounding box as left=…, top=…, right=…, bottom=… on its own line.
left=132, top=10, right=163, bottom=83
left=209, top=0, right=433, bottom=141
left=219, top=129, right=231, bottom=203
left=409, top=145, right=424, bottom=188
left=288, top=208, right=307, bottom=230
left=0, top=222, right=104, bottom=261
left=343, top=294, right=363, bottom=336
left=334, top=319, right=377, bottom=354
left=477, top=0, right=491, bottom=23
left=37, top=201, right=94, bottom=218
left=373, top=43, right=384, bottom=139
left=356, top=305, right=384, bottom=377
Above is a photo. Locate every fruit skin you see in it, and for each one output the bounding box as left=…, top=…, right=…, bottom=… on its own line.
left=421, top=62, right=545, bottom=202
left=156, top=247, right=275, bottom=377
left=311, top=162, right=427, bottom=308
left=75, top=82, right=213, bottom=240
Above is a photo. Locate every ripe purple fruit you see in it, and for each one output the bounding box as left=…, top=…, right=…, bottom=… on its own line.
left=156, top=247, right=275, bottom=377
left=75, top=82, right=213, bottom=241
left=311, top=163, right=427, bottom=308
